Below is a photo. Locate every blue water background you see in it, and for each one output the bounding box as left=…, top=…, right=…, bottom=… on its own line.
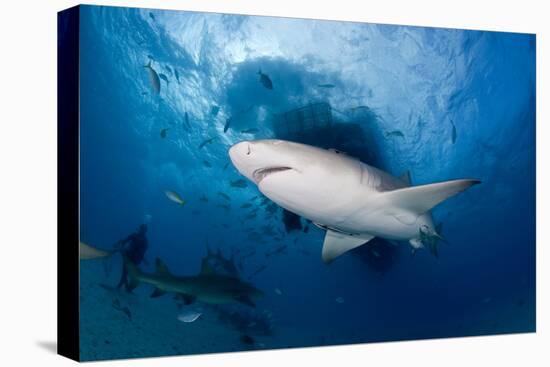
left=77, top=5, right=535, bottom=360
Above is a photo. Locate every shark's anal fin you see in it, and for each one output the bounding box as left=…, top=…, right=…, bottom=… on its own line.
left=383, top=179, right=481, bottom=214
left=322, top=230, right=374, bottom=263
left=150, top=287, right=166, bottom=298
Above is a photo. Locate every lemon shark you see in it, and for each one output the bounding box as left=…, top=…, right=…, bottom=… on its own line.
left=124, top=256, right=263, bottom=307
left=229, top=139, right=480, bottom=263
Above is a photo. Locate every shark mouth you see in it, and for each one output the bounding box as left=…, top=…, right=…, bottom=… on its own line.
left=252, top=166, right=292, bottom=184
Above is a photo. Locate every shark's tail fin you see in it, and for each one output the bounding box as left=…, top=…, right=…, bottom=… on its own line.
left=123, top=255, right=141, bottom=292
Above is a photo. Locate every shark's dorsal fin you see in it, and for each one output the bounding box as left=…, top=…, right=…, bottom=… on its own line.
left=155, top=258, right=172, bottom=276
left=383, top=179, right=480, bottom=215
left=200, top=258, right=215, bottom=275
left=398, top=170, right=412, bottom=186
left=322, top=230, right=374, bottom=263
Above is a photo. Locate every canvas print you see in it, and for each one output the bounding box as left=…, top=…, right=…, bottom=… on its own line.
left=70, top=5, right=535, bottom=361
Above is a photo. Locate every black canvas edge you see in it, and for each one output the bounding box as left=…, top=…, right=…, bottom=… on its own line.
left=57, top=5, right=81, bottom=362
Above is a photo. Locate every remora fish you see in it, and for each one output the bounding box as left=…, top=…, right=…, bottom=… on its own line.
left=165, top=190, right=186, bottom=206
left=124, top=257, right=263, bottom=307
left=144, top=60, right=161, bottom=94
left=80, top=242, right=112, bottom=260
left=229, top=139, right=480, bottom=262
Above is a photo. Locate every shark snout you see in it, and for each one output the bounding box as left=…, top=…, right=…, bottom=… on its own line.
left=229, top=141, right=252, bottom=162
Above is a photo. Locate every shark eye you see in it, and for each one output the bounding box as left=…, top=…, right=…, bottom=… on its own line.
left=246, top=145, right=251, bottom=155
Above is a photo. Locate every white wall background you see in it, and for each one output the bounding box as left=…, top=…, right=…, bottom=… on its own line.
left=0, top=0, right=547, bottom=366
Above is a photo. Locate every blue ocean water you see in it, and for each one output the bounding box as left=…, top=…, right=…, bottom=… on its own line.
left=77, top=5, right=536, bottom=361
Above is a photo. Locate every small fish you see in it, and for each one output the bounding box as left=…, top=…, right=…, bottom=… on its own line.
left=223, top=162, right=230, bottom=171
left=174, top=69, right=180, bottom=83
left=165, top=190, right=185, bottom=206
left=217, top=203, right=231, bottom=211
left=218, top=192, right=231, bottom=201
left=184, top=112, right=191, bottom=129
left=144, top=60, right=160, bottom=94
left=149, top=12, right=155, bottom=21
left=241, top=128, right=259, bottom=134
left=274, top=288, right=283, bottom=296
left=230, top=179, right=248, bottom=188
left=203, top=160, right=212, bottom=168
left=385, top=130, right=405, bottom=138
left=199, top=195, right=208, bottom=203
left=159, top=73, right=169, bottom=84
left=450, top=119, right=457, bottom=144
left=211, top=105, right=220, bottom=117
left=241, top=203, right=252, bottom=209
left=335, top=297, right=345, bottom=304
left=258, top=69, right=273, bottom=90
left=224, top=118, right=232, bottom=133
left=349, top=105, right=369, bottom=112
left=160, top=128, right=169, bottom=139
left=317, top=84, right=335, bottom=88
left=177, top=310, right=202, bottom=323
left=303, top=225, right=309, bottom=233
left=199, top=137, right=215, bottom=149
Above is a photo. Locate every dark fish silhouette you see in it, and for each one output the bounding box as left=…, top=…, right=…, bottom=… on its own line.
left=450, top=119, right=457, bottom=144
left=184, top=112, right=191, bottom=129
left=174, top=69, right=180, bottom=83
left=149, top=12, right=155, bottom=21
left=203, top=160, right=212, bottom=168
left=218, top=192, right=231, bottom=201
left=230, top=179, right=248, bottom=188
left=385, top=130, right=405, bottom=138
left=258, top=69, right=273, bottom=90
left=199, top=137, right=215, bottom=149
left=317, top=84, right=335, bottom=88
left=224, top=118, right=232, bottom=133
left=144, top=60, right=160, bottom=94
left=159, top=73, right=169, bottom=84
left=160, top=128, right=169, bottom=139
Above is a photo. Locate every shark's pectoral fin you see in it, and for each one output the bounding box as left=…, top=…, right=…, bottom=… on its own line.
left=322, top=230, right=374, bottom=263
left=383, top=179, right=481, bottom=214
left=150, top=287, right=166, bottom=298
left=235, top=295, right=256, bottom=308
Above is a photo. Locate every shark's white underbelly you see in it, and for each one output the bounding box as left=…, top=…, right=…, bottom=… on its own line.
left=265, top=192, right=425, bottom=241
